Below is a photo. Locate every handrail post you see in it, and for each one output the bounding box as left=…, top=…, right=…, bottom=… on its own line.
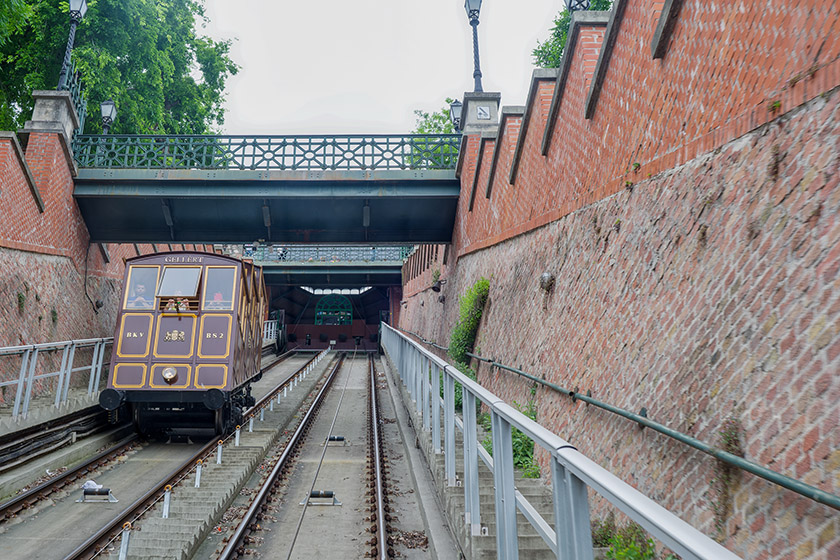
left=463, top=386, right=481, bottom=535
left=414, top=352, right=422, bottom=414
left=54, top=343, right=72, bottom=408
left=61, top=343, right=78, bottom=404
left=552, top=459, right=594, bottom=560
left=432, top=363, right=441, bottom=453
left=422, top=356, right=431, bottom=432
left=12, top=348, right=31, bottom=418
left=492, top=411, right=519, bottom=559
left=444, top=370, right=456, bottom=485
left=87, top=341, right=101, bottom=395
left=21, top=347, right=40, bottom=418
left=93, top=341, right=108, bottom=394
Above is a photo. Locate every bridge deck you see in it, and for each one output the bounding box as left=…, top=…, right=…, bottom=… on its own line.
left=74, top=168, right=460, bottom=243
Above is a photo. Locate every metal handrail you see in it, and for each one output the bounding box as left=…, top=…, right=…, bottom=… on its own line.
left=73, top=134, right=461, bottom=171
left=397, top=327, right=840, bottom=514
left=0, top=337, right=113, bottom=418
left=382, top=323, right=741, bottom=560
left=0, top=338, right=113, bottom=356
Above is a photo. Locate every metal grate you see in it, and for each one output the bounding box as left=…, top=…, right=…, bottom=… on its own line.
left=73, top=134, right=461, bottom=171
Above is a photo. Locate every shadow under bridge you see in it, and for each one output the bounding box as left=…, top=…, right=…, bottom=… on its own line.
left=72, top=134, right=461, bottom=244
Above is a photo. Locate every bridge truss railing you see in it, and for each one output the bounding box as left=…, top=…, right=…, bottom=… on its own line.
left=72, top=134, right=461, bottom=171
left=225, top=244, right=412, bottom=263
left=59, top=54, right=87, bottom=141
left=381, top=323, right=741, bottom=560
left=0, top=338, right=112, bottom=419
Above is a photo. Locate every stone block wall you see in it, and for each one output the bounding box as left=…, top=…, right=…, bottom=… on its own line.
left=399, top=2, right=840, bottom=558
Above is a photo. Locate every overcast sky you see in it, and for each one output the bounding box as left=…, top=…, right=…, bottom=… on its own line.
left=201, top=1, right=562, bottom=134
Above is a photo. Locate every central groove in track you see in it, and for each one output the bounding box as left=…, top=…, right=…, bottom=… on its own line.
left=216, top=352, right=392, bottom=560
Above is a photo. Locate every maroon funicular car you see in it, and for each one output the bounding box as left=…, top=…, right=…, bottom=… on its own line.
left=99, top=252, right=266, bottom=436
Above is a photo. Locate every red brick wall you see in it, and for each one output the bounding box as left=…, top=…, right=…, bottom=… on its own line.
left=0, top=131, right=216, bottom=400
left=400, top=2, right=840, bottom=558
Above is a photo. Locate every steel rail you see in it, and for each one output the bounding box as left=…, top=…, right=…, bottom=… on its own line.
left=397, top=327, right=840, bottom=513
left=0, top=433, right=138, bottom=522
left=64, top=351, right=318, bottom=560
left=369, top=356, right=388, bottom=560
left=218, top=353, right=345, bottom=559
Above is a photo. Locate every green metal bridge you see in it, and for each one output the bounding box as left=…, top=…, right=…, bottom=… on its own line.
left=72, top=133, right=461, bottom=245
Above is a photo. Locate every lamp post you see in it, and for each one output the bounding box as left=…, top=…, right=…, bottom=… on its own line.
left=566, top=0, right=592, bottom=11
left=100, top=99, right=117, bottom=134
left=57, top=0, right=88, bottom=91
left=449, top=99, right=463, bottom=131
left=464, top=0, right=483, bottom=92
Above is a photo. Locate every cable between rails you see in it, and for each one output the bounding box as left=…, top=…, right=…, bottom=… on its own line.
left=284, top=347, right=359, bottom=560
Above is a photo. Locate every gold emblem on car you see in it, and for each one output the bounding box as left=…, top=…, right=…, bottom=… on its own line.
left=164, top=330, right=186, bottom=342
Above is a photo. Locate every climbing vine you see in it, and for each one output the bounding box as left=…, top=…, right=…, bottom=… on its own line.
left=448, top=277, right=489, bottom=364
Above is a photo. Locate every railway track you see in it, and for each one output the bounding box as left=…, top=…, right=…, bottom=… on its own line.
left=210, top=353, right=393, bottom=559
left=0, top=351, right=315, bottom=559
left=0, top=351, right=414, bottom=559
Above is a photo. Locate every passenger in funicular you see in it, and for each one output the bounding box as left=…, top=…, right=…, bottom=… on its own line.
left=127, top=267, right=159, bottom=309
left=127, top=283, right=150, bottom=308
left=203, top=270, right=235, bottom=310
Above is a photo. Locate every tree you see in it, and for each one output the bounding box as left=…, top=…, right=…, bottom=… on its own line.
left=0, top=0, right=32, bottom=46
left=411, top=97, right=457, bottom=135
left=0, top=0, right=238, bottom=134
left=532, top=1, right=613, bottom=68
left=408, top=98, right=458, bottom=169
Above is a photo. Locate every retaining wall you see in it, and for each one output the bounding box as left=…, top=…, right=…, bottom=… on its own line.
left=399, top=2, right=840, bottom=558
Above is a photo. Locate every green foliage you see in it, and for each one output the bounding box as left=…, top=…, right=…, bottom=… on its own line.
left=480, top=401, right=541, bottom=478
left=444, top=277, right=489, bottom=409
left=17, top=292, right=25, bottom=312
left=408, top=97, right=458, bottom=169
left=532, top=1, right=613, bottom=68
left=0, top=0, right=238, bottom=134
left=448, top=277, right=489, bottom=364
left=606, top=533, right=655, bottom=560
left=0, top=0, right=32, bottom=46
left=411, top=97, right=456, bottom=134
left=593, top=516, right=664, bottom=560
left=599, top=521, right=656, bottom=560
left=592, top=512, right=617, bottom=547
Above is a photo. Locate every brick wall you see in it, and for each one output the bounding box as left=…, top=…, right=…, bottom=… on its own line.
left=400, top=2, right=840, bottom=558
left=0, top=131, right=214, bottom=401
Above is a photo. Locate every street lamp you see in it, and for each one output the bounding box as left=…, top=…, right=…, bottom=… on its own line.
left=100, top=99, right=117, bottom=134
left=464, top=0, right=484, bottom=92
left=566, top=0, right=592, bottom=10
left=57, top=0, right=88, bottom=91
left=449, top=99, right=463, bottom=131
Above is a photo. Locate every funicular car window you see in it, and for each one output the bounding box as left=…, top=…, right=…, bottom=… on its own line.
left=157, top=266, right=202, bottom=298
left=125, top=266, right=160, bottom=309
left=202, top=267, right=237, bottom=310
